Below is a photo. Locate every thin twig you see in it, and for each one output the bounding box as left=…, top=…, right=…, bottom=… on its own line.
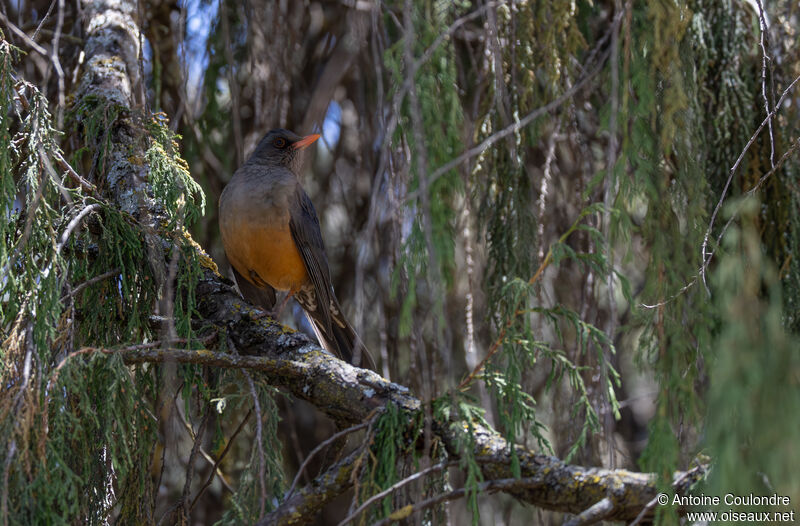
left=370, top=476, right=548, bottom=526
left=53, top=149, right=97, bottom=194
left=338, top=460, right=454, bottom=526
left=645, top=133, right=800, bottom=310
left=0, top=12, right=49, bottom=56
left=190, top=409, right=251, bottom=510
left=38, top=147, right=73, bottom=206
left=285, top=420, right=371, bottom=499
left=708, top=137, right=800, bottom=260
left=700, top=73, right=800, bottom=293
left=241, top=369, right=267, bottom=517
left=180, top=405, right=210, bottom=521
left=172, top=397, right=236, bottom=495
left=54, top=203, right=100, bottom=258
left=50, top=0, right=65, bottom=124
left=753, top=0, right=774, bottom=169
left=63, top=268, right=120, bottom=299
left=32, top=0, right=57, bottom=41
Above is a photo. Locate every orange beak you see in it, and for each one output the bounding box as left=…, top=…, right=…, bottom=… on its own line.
left=292, top=134, right=321, bottom=150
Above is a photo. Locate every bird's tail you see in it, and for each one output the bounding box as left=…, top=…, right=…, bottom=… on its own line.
left=305, top=296, right=376, bottom=371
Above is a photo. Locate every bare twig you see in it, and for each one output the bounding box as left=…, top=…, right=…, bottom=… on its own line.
left=63, top=268, right=120, bottom=299
left=338, top=460, right=454, bottom=526
left=50, top=0, right=65, bottom=124
left=190, top=409, right=251, bottom=510
left=369, top=476, right=551, bottom=526
left=0, top=12, right=49, bottom=56
left=645, top=133, right=800, bottom=310
left=241, top=369, right=267, bottom=517
left=753, top=0, right=774, bottom=169
left=53, top=150, right=97, bottom=194
left=54, top=203, right=100, bottom=258
left=32, top=0, right=57, bottom=41
left=285, top=420, right=370, bottom=499
left=38, top=147, right=73, bottom=205
left=180, top=405, right=210, bottom=521
left=708, top=137, right=800, bottom=259
left=700, top=73, right=800, bottom=293
left=172, top=397, right=235, bottom=496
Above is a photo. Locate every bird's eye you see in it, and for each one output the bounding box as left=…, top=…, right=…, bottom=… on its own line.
left=273, top=137, right=287, bottom=148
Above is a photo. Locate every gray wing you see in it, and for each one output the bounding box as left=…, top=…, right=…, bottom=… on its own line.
left=288, top=186, right=334, bottom=334
left=288, top=186, right=376, bottom=370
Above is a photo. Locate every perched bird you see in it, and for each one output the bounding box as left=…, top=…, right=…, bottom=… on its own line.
left=219, top=129, right=375, bottom=370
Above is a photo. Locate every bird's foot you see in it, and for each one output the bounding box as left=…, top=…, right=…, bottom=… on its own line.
left=249, top=309, right=271, bottom=321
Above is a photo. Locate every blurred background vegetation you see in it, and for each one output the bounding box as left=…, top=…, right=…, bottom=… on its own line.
left=1, top=0, right=800, bottom=524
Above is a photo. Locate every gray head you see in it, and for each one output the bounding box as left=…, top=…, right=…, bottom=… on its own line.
left=248, top=128, right=320, bottom=173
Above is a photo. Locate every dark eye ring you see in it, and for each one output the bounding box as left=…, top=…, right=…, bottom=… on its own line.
left=273, top=137, right=287, bottom=148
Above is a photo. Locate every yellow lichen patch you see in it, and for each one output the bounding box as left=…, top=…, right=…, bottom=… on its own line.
left=181, top=229, right=220, bottom=275
left=389, top=504, right=413, bottom=520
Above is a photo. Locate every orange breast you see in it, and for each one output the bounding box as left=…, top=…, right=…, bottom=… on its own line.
left=222, top=219, right=309, bottom=292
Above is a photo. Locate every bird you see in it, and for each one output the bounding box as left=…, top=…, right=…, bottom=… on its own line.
left=219, top=128, right=375, bottom=371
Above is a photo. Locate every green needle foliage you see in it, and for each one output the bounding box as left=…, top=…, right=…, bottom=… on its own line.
left=625, top=1, right=712, bottom=496
left=0, top=36, right=240, bottom=523
left=707, top=199, right=800, bottom=504
left=384, top=0, right=464, bottom=340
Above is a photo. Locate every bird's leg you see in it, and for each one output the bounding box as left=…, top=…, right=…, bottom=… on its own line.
left=247, top=292, right=292, bottom=322
left=271, top=291, right=294, bottom=319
